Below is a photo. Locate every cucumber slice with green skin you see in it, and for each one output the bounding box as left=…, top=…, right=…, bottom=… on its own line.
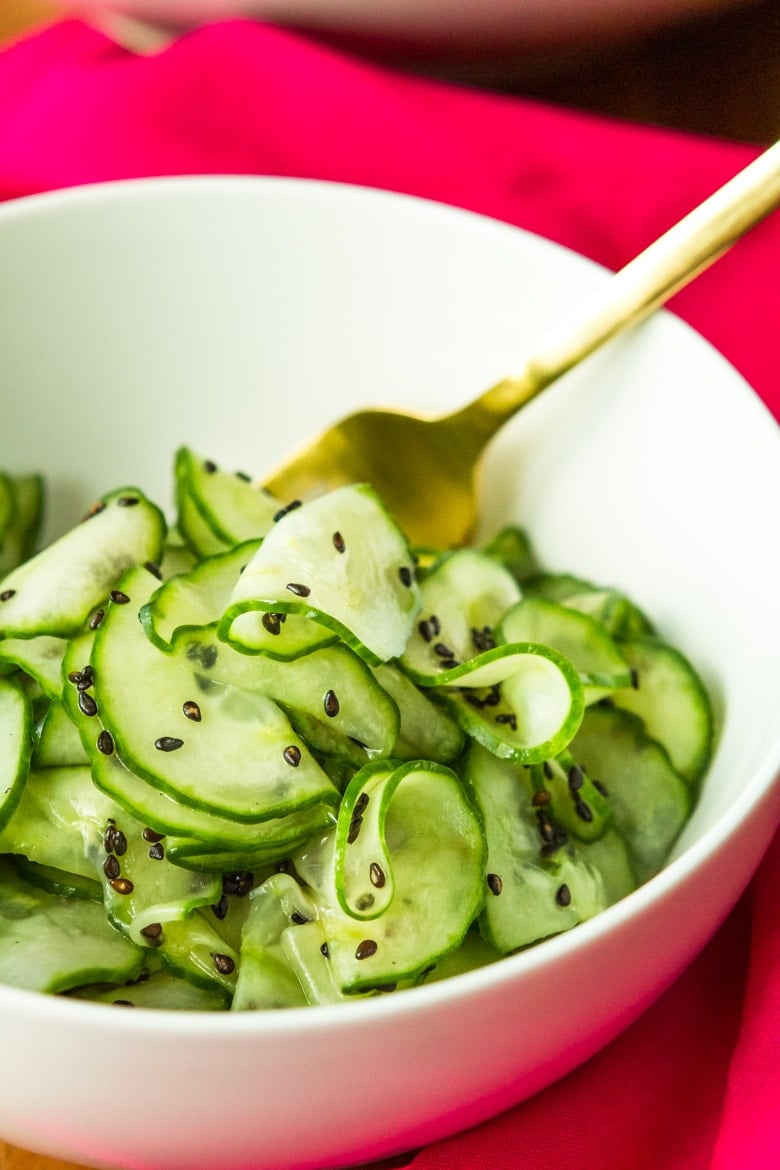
left=90, top=566, right=339, bottom=824
left=71, top=969, right=230, bottom=1011
left=0, top=486, right=166, bottom=639
left=570, top=704, right=692, bottom=884
left=64, top=631, right=330, bottom=853
left=370, top=662, right=465, bottom=764
left=34, top=701, right=89, bottom=768
left=174, top=630, right=400, bottom=761
left=531, top=751, right=612, bottom=843
left=399, top=549, right=521, bottom=681
left=0, top=473, right=45, bottom=574
left=162, top=804, right=335, bottom=872
left=465, top=744, right=610, bottom=954
left=219, top=484, right=421, bottom=667
left=610, top=636, right=714, bottom=787
left=231, top=874, right=315, bottom=1010
left=563, top=589, right=654, bottom=640
left=419, top=642, right=584, bottom=765
left=294, top=759, right=486, bottom=993
left=175, top=447, right=281, bottom=557
left=0, top=676, right=33, bottom=834
left=140, top=540, right=262, bottom=652
left=480, top=525, right=539, bottom=585
left=155, top=912, right=239, bottom=996
left=0, top=634, right=67, bottom=700
left=498, top=596, right=632, bottom=700
left=11, top=856, right=103, bottom=903
left=0, top=858, right=144, bottom=994
left=0, top=763, right=221, bottom=947
left=0, top=767, right=107, bottom=882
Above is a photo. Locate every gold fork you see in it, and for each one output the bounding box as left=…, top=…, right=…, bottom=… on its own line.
left=263, top=141, right=780, bottom=548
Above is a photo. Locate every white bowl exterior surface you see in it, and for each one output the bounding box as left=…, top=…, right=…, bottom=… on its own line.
left=0, top=177, right=778, bottom=1170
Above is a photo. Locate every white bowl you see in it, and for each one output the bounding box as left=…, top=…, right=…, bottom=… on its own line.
left=0, top=177, right=778, bottom=1170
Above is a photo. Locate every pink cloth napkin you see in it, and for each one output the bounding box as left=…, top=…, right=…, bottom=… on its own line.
left=0, top=19, right=778, bottom=1170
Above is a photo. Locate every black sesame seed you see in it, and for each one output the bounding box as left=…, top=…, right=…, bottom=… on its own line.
left=332, top=531, right=346, bottom=553
left=117, top=496, right=139, bottom=507
left=111, top=830, right=128, bottom=857
left=531, top=789, right=551, bottom=806
left=630, top=667, right=640, bottom=690
left=323, top=689, right=340, bottom=718
left=593, top=779, right=609, bottom=797
left=567, top=765, right=584, bottom=791
left=213, top=953, right=236, bottom=975
left=222, top=872, right=254, bottom=897
left=283, top=744, right=302, bottom=767
left=429, top=615, right=441, bottom=635
left=112, top=999, right=135, bottom=1007
left=439, top=658, right=459, bottom=670
left=398, top=565, right=413, bottom=588
left=155, top=736, right=184, bottom=752
left=261, top=612, right=282, bottom=636
left=0, top=589, right=16, bottom=602
left=77, top=664, right=95, bottom=690
left=235, top=470, right=252, bottom=482
left=418, top=620, right=432, bottom=642
left=78, top=690, right=98, bottom=717
left=434, top=642, right=454, bottom=658
left=89, top=608, right=105, bottom=630
left=487, top=872, right=503, bottom=896
left=148, top=842, right=165, bottom=861
left=273, top=500, right=302, bottom=522
left=556, top=883, right=572, bottom=908
left=484, top=685, right=501, bottom=707
left=110, top=589, right=130, bottom=605
left=355, top=939, right=378, bottom=961
left=182, top=700, right=202, bottom=722
left=286, top=582, right=311, bottom=598
left=543, top=761, right=554, bottom=779
left=140, top=922, right=163, bottom=940
left=142, top=827, right=164, bottom=843
left=495, top=712, right=517, bottom=730
left=347, top=814, right=363, bottom=845
left=369, top=862, right=386, bottom=889
left=97, top=730, right=115, bottom=755
left=290, top=911, right=310, bottom=925
left=212, top=894, right=230, bottom=920
left=110, top=877, right=134, bottom=896
left=356, top=894, right=375, bottom=911
left=575, top=800, right=594, bottom=822
left=103, top=855, right=120, bottom=880
left=320, top=942, right=330, bottom=959
left=203, top=460, right=218, bottom=473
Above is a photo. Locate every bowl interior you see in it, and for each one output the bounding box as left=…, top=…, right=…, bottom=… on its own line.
left=1, top=176, right=778, bottom=853
left=0, top=176, right=779, bottom=1168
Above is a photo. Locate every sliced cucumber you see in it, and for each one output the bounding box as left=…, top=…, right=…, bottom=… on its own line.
left=33, top=701, right=89, bottom=768
left=498, top=596, right=632, bottom=700
left=0, top=473, right=44, bottom=574
left=610, top=636, right=714, bottom=787
left=70, top=969, right=230, bottom=1010
left=175, top=447, right=280, bottom=557
left=400, top=548, right=521, bottom=681
left=89, top=566, right=339, bottom=823
left=422, top=642, right=584, bottom=765
left=0, top=486, right=165, bottom=639
left=294, top=759, right=486, bottom=993
left=0, top=676, right=33, bottom=833
left=220, top=484, right=420, bottom=666
left=570, top=705, right=692, bottom=883
left=0, top=857, right=144, bottom=994
left=370, top=662, right=464, bottom=764
left=0, top=634, right=67, bottom=700
left=466, top=744, right=610, bottom=953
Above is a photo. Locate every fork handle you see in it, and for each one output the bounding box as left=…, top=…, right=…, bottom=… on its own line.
left=452, top=139, right=780, bottom=444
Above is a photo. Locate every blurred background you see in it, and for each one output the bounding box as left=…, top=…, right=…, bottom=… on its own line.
left=0, top=0, right=777, bottom=145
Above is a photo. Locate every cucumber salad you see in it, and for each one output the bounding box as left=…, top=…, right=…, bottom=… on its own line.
left=0, top=451, right=713, bottom=1010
